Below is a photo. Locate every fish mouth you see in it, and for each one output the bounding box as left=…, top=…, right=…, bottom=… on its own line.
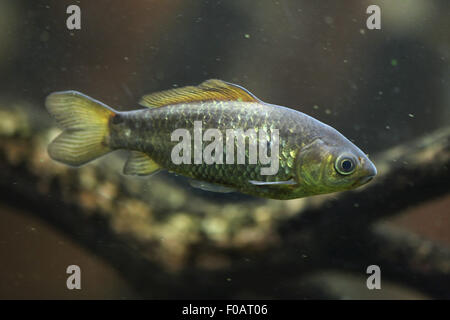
left=356, top=158, right=377, bottom=187
left=353, top=175, right=375, bottom=187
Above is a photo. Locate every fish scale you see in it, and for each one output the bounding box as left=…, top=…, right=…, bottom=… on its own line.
left=110, top=101, right=303, bottom=187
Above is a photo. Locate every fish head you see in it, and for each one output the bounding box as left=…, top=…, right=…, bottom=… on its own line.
left=294, top=133, right=377, bottom=195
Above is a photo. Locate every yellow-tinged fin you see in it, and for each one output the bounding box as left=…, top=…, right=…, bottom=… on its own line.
left=123, top=151, right=161, bottom=176
left=139, top=79, right=261, bottom=108
left=46, top=91, right=116, bottom=166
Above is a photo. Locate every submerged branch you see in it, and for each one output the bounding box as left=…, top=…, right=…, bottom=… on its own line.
left=0, top=104, right=448, bottom=298
left=365, top=223, right=450, bottom=298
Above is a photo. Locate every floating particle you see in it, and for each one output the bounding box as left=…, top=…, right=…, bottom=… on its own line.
left=408, top=113, right=415, bottom=118
left=244, top=33, right=250, bottom=39
left=313, top=105, right=319, bottom=110
left=40, top=31, right=50, bottom=42
left=325, top=108, right=332, bottom=115
left=324, top=16, right=334, bottom=24
left=391, top=59, right=398, bottom=67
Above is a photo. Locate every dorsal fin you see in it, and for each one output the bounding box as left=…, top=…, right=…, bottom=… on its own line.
left=139, top=79, right=261, bottom=108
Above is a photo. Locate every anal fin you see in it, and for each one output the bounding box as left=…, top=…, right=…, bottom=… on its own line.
left=123, top=151, right=160, bottom=176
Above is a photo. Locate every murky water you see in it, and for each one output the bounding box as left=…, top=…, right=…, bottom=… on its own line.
left=0, top=0, right=448, bottom=299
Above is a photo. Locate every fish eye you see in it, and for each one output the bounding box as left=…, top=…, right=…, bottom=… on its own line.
left=335, top=154, right=357, bottom=175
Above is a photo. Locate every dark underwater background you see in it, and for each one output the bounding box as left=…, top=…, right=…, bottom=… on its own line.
left=0, top=0, right=448, bottom=299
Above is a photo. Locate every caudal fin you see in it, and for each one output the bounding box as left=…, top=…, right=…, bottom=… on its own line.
left=46, top=91, right=116, bottom=166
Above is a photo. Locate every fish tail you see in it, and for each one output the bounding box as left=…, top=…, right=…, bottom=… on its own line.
left=46, top=91, right=116, bottom=166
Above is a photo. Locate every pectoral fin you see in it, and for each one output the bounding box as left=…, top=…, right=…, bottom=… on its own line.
left=249, top=179, right=297, bottom=186
left=189, top=180, right=236, bottom=193
left=123, top=151, right=160, bottom=176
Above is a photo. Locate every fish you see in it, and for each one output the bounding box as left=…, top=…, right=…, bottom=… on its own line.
left=45, top=79, right=377, bottom=200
